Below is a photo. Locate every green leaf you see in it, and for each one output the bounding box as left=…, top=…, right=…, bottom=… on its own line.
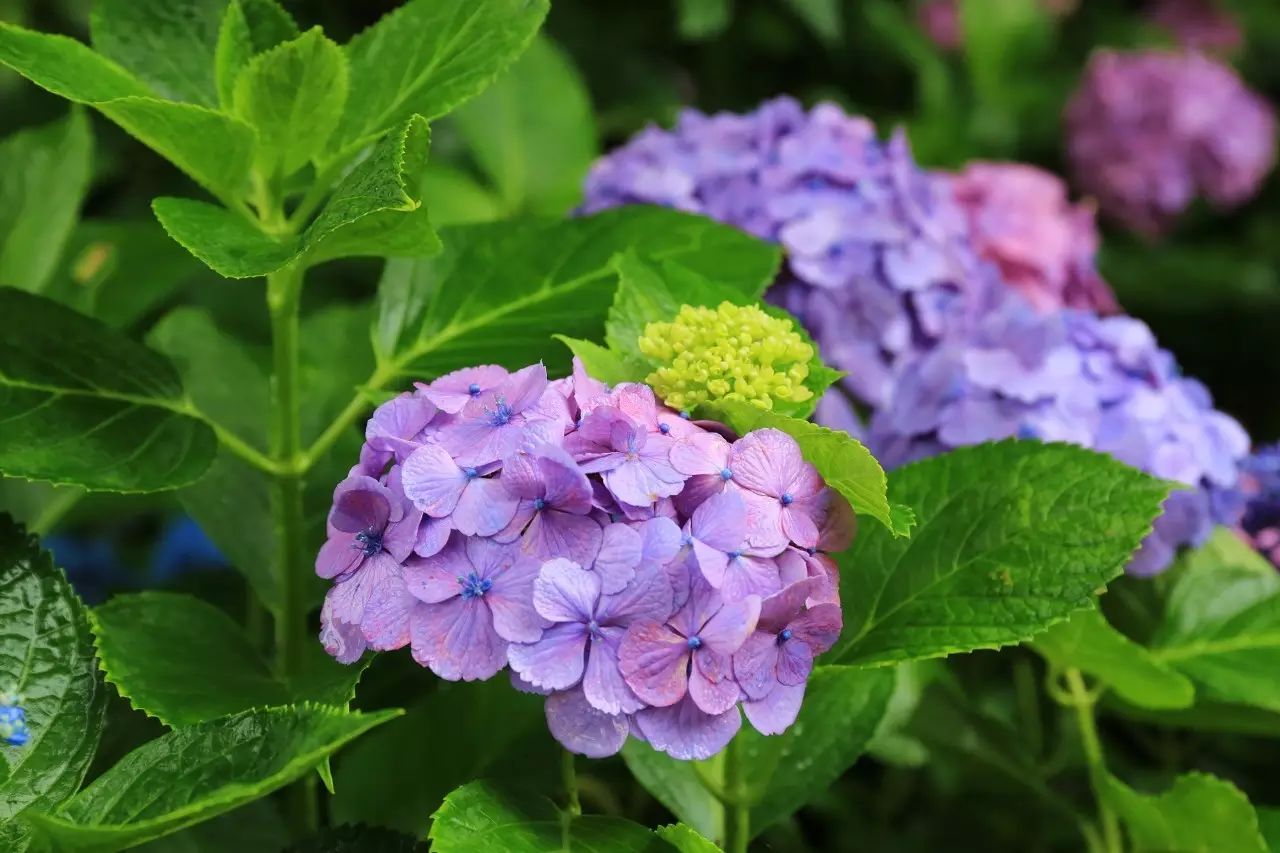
left=621, top=741, right=722, bottom=841
left=711, top=400, right=903, bottom=536
left=283, top=825, right=427, bottom=852
left=555, top=336, right=648, bottom=386
left=1149, top=529, right=1280, bottom=712
left=828, top=441, right=1171, bottom=668
left=0, top=514, right=106, bottom=821
left=90, top=0, right=223, bottom=106
left=676, top=0, right=732, bottom=40
left=451, top=35, right=597, bottom=215
left=1102, top=771, right=1269, bottom=853
left=784, top=0, right=842, bottom=43
left=332, top=678, right=555, bottom=837
left=739, top=665, right=896, bottom=834
left=154, top=115, right=440, bottom=278
left=374, top=207, right=780, bottom=381
left=0, top=287, right=216, bottom=493
left=299, top=302, right=377, bottom=445
left=0, top=22, right=254, bottom=201
left=1032, top=608, right=1195, bottom=710
left=23, top=705, right=401, bottom=851
left=328, top=0, right=549, bottom=160
left=419, top=164, right=506, bottom=226
left=134, top=800, right=288, bottom=853
left=215, top=0, right=300, bottom=109
left=233, top=28, right=348, bottom=177
left=1259, top=808, right=1280, bottom=852
left=0, top=110, right=92, bottom=292
left=655, top=824, right=721, bottom=853
left=428, top=781, right=660, bottom=852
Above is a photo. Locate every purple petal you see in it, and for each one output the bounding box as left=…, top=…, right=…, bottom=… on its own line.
left=381, top=506, right=422, bottom=563
left=546, top=686, right=630, bottom=759
left=690, top=649, right=742, bottom=715
left=454, top=477, right=519, bottom=537
left=328, top=552, right=401, bottom=624
left=730, top=428, right=805, bottom=499
left=570, top=357, right=610, bottom=415
left=361, top=567, right=418, bottom=651
left=414, top=516, right=452, bottom=558
left=533, top=558, right=600, bottom=623
left=583, top=629, right=644, bottom=715
left=691, top=489, right=748, bottom=552
left=523, top=511, right=604, bottom=566
left=618, top=620, right=690, bottom=707
left=758, top=578, right=818, bottom=633
left=743, top=681, right=805, bottom=735
left=638, top=516, right=683, bottom=571
left=485, top=553, right=546, bottom=643
left=507, top=622, right=588, bottom=691
left=424, top=364, right=508, bottom=413
left=691, top=539, right=730, bottom=589
left=320, top=596, right=366, bottom=664
left=670, top=432, right=731, bottom=477
left=598, top=565, right=675, bottom=627
left=699, top=594, right=761, bottom=655
left=719, top=554, right=782, bottom=601
left=780, top=504, right=821, bottom=550
left=498, top=450, right=545, bottom=500
left=403, top=539, right=467, bottom=604
left=497, top=362, right=550, bottom=414
left=330, top=476, right=394, bottom=533
left=634, top=695, right=741, bottom=761
left=733, top=631, right=781, bottom=701
left=776, top=639, right=815, bottom=686
left=604, top=457, right=685, bottom=507
left=366, top=394, right=436, bottom=459
left=788, top=603, right=843, bottom=657
left=537, top=445, right=594, bottom=512
left=410, top=597, right=508, bottom=681
left=316, top=533, right=362, bottom=580
left=593, top=523, right=642, bottom=594
left=401, top=445, right=465, bottom=517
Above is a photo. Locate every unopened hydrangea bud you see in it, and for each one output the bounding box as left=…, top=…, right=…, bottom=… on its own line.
left=639, top=302, right=814, bottom=412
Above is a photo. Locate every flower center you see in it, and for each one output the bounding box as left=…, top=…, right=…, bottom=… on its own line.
left=777, top=628, right=794, bottom=645
left=658, top=422, right=670, bottom=434
left=533, top=497, right=546, bottom=511
left=728, top=549, right=743, bottom=559
left=463, top=467, right=479, bottom=480
left=686, top=635, right=703, bottom=650
left=679, top=410, right=691, bottom=420
left=720, top=467, right=734, bottom=481
left=488, top=399, right=514, bottom=426
left=468, top=382, right=481, bottom=396
left=780, top=492, right=793, bottom=506
left=587, top=619, right=601, bottom=638
left=458, top=572, right=493, bottom=600
left=681, top=533, right=694, bottom=548
left=353, top=528, right=383, bottom=557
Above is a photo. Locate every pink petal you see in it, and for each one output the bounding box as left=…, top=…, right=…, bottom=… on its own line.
left=410, top=596, right=507, bottom=681
left=453, top=476, right=519, bottom=537
left=401, top=445, right=465, bottom=517
left=777, top=638, right=815, bottom=686
left=320, top=596, right=366, bottom=664
left=691, top=490, right=748, bottom=552
left=598, top=565, right=674, bottom=627
left=361, top=569, right=419, bottom=651
left=789, top=603, right=843, bottom=657
left=593, top=523, right=642, bottom=594
left=604, top=458, right=684, bottom=507
left=414, top=516, right=453, bottom=558
left=403, top=539, right=468, bottom=604
left=691, top=539, right=730, bottom=588
left=633, top=695, right=741, bottom=761
left=730, top=428, right=804, bottom=498
left=670, top=432, right=731, bottom=477
left=758, top=578, right=818, bottom=632
left=486, top=554, right=546, bottom=643
left=507, top=622, right=588, bottom=691
left=618, top=621, right=690, bottom=707
left=699, top=594, right=762, bottom=655
left=743, top=681, right=805, bottom=735
left=533, top=559, right=600, bottom=623
left=733, top=631, right=781, bottom=701
left=780, top=505, right=821, bottom=550
left=546, top=686, right=629, bottom=759
left=719, top=554, right=782, bottom=601
left=610, top=383, right=660, bottom=429
left=690, top=649, right=741, bottom=714
left=328, top=552, right=400, bottom=624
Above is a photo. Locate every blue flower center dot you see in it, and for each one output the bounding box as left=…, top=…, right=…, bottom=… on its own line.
left=587, top=619, right=600, bottom=636
left=687, top=636, right=703, bottom=650
left=777, top=628, right=794, bottom=645
left=806, top=547, right=818, bottom=556
left=533, top=497, right=546, bottom=511
left=468, top=383, right=481, bottom=396
left=728, top=549, right=743, bottom=559
left=489, top=399, right=513, bottom=427
left=679, top=410, right=691, bottom=420
left=658, top=422, right=670, bottom=434
left=780, top=493, right=794, bottom=506
left=720, top=468, right=734, bottom=481
left=463, top=467, right=479, bottom=480
left=354, top=529, right=383, bottom=557
left=458, top=572, right=492, bottom=599
left=681, top=533, right=694, bottom=548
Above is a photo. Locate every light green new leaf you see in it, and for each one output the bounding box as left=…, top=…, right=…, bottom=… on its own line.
left=90, top=0, right=223, bottom=106
left=656, top=825, right=721, bottom=853
left=0, top=22, right=253, bottom=202
left=1102, top=772, right=1268, bottom=853
left=374, top=207, right=780, bottom=381
left=428, top=781, right=660, bottom=852
left=621, top=741, right=722, bottom=840
left=234, top=28, right=348, bottom=177
left=0, top=288, right=216, bottom=493
left=22, top=705, right=400, bottom=851
left=328, top=0, right=549, bottom=160
left=555, top=336, right=648, bottom=386
left=452, top=35, right=597, bottom=215
left=154, top=114, right=439, bottom=278
left=215, top=0, right=301, bottom=108
left=740, top=666, right=896, bottom=834
left=90, top=592, right=368, bottom=726
left=1032, top=607, right=1195, bottom=710
left=829, top=441, right=1170, bottom=668
left=712, top=401, right=906, bottom=537
left=0, top=110, right=92, bottom=292
left=0, top=514, right=106, bottom=821
left=1150, top=529, right=1280, bottom=712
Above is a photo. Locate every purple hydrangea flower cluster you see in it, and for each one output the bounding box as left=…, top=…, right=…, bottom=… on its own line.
left=949, top=162, right=1119, bottom=315
left=867, top=297, right=1249, bottom=575
left=1239, top=443, right=1280, bottom=568
left=317, top=360, right=854, bottom=760
left=580, top=96, right=1003, bottom=410
left=1065, top=50, right=1276, bottom=236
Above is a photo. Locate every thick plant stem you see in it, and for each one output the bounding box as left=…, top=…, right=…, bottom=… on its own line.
left=1064, top=668, right=1123, bottom=853
left=722, top=738, right=751, bottom=853
left=562, top=749, right=581, bottom=817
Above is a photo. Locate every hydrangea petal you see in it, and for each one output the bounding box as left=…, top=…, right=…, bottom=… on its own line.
left=742, top=680, right=805, bottom=735
left=411, top=595, right=508, bottom=681
left=507, top=622, right=588, bottom=690
left=618, top=620, right=691, bottom=707
left=634, top=694, right=741, bottom=761
left=546, top=686, right=630, bottom=758
left=533, top=559, right=600, bottom=623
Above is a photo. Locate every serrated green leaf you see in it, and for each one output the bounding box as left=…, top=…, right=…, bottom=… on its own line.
left=215, top=0, right=300, bottom=109
left=620, top=741, right=722, bottom=841
left=0, top=22, right=254, bottom=202
left=1102, top=771, right=1269, bottom=853
left=655, top=824, right=721, bottom=853
left=374, top=207, right=780, bottom=383
left=154, top=115, right=439, bottom=278
left=90, top=0, right=223, bottom=106
left=0, top=110, right=92, bottom=293
left=829, top=441, right=1171, bottom=668
left=555, top=336, right=647, bottom=386
left=23, top=704, right=401, bottom=851
left=1149, top=529, right=1280, bottom=712
left=740, top=665, right=895, bottom=834
left=233, top=28, right=347, bottom=177
left=451, top=35, right=597, bottom=215
left=0, top=288, right=216, bottom=493
left=1034, top=607, right=1195, bottom=710
left=284, top=824, right=427, bottom=852
left=328, top=0, right=549, bottom=160
left=711, top=400, right=901, bottom=536
left=428, top=781, right=660, bottom=852
left=0, top=514, right=106, bottom=821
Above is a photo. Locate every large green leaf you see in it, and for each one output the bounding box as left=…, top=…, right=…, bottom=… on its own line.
left=620, top=742, right=722, bottom=841
left=134, top=800, right=288, bottom=853
left=90, top=0, right=224, bottom=106
left=0, top=288, right=216, bottom=493
left=214, top=0, right=301, bottom=109
left=0, top=110, right=92, bottom=292
left=828, top=441, right=1171, bottom=668
left=1259, top=808, right=1280, bottom=852
left=154, top=114, right=439, bottom=278
left=428, top=781, right=660, bottom=852
left=233, top=27, right=348, bottom=177
left=1032, top=608, right=1195, bottom=711
left=451, top=35, right=597, bottom=216
left=22, top=705, right=400, bottom=851
left=712, top=401, right=907, bottom=537
left=654, top=825, right=721, bottom=853
left=91, top=592, right=368, bottom=727
left=373, top=206, right=780, bottom=381
left=1149, top=530, right=1280, bottom=712
left=0, top=22, right=253, bottom=201
left=0, top=514, right=106, bottom=821
left=327, top=0, right=549, bottom=160
left=1102, top=772, right=1269, bottom=853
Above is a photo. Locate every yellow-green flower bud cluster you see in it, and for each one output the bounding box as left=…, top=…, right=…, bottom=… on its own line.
left=638, top=301, right=815, bottom=411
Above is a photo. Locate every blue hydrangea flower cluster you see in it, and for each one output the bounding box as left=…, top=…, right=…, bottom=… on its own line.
left=316, top=360, right=853, bottom=760
left=867, top=297, right=1249, bottom=575
left=0, top=690, right=29, bottom=747
left=1240, top=443, right=1280, bottom=568
left=581, top=96, right=1003, bottom=410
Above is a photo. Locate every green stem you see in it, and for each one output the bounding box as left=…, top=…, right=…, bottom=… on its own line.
left=722, top=738, right=751, bottom=853
left=1064, top=668, right=1123, bottom=853
left=562, top=749, right=581, bottom=817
